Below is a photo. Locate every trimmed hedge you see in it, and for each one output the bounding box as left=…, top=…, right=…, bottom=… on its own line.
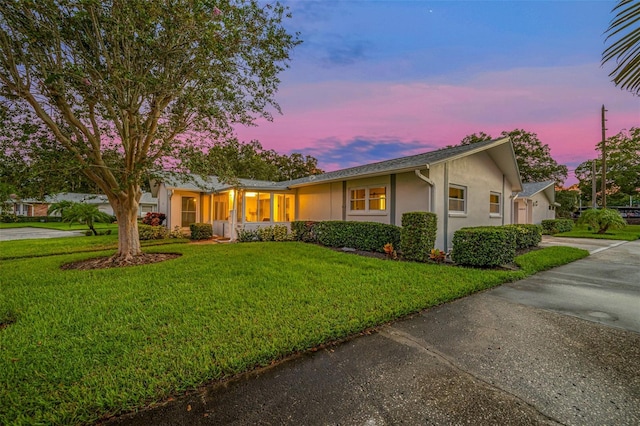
left=400, top=212, right=437, bottom=262
left=8, top=215, right=64, bottom=223
left=541, top=219, right=574, bottom=235
left=314, top=221, right=401, bottom=253
left=291, top=221, right=318, bottom=242
left=138, top=224, right=169, bottom=240
left=452, top=226, right=516, bottom=267
left=503, top=224, right=543, bottom=249
left=238, top=225, right=292, bottom=242
left=189, top=223, right=213, bottom=240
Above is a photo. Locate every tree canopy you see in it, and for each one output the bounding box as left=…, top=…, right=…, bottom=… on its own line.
left=0, top=0, right=300, bottom=263
left=458, top=129, right=568, bottom=185
left=603, top=0, right=640, bottom=95
left=575, top=127, right=640, bottom=206
left=185, top=139, right=323, bottom=183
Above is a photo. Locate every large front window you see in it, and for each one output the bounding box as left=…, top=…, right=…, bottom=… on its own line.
left=245, top=192, right=272, bottom=222
left=274, top=194, right=294, bottom=222
left=349, top=186, right=387, bottom=213
left=448, top=185, right=466, bottom=213
left=181, top=196, right=196, bottom=227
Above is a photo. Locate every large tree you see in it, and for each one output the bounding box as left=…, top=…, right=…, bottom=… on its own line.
left=603, top=0, right=640, bottom=96
left=0, top=1, right=299, bottom=264
left=575, top=127, right=640, bottom=206
left=185, top=139, right=322, bottom=183
left=459, top=129, right=568, bottom=184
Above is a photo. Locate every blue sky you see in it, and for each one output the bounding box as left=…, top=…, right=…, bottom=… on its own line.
left=236, top=0, right=639, bottom=185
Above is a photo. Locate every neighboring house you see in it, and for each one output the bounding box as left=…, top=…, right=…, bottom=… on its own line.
left=153, top=137, right=523, bottom=250
left=10, top=192, right=157, bottom=217
left=513, top=180, right=558, bottom=225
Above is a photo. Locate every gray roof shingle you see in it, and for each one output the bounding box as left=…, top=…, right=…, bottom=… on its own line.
left=518, top=180, right=555, bottom=198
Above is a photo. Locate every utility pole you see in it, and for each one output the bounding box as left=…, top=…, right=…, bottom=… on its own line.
left=592, top=159, right=597, bottom=208
left=601, top=105, right=607, bottom=209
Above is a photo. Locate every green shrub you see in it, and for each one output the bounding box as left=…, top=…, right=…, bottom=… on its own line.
left=11, top=215, right=63, bottom=223
left=577, top=208, right=627, bottom=234
left=237, top=228, right=260, bottom=242
left=452, top=226, right=516, bottom=267
left=273, top=225, right=291, bottom=241
left=1, top=212, right=19, bottom=223
left=290, top=221, right=318, bottom=242
left=256, top=226, right=275, bottom=242
left=314, top=221, right=401, bottom=253
left=138, top=224, right=169, bottom=240
left=190, top=223, right=213, bottom=240
left=541, top=219, right=574, bottom=235
left=400, top=212, right=437, bottom=262
left=503, top=224, right=542, bottom=249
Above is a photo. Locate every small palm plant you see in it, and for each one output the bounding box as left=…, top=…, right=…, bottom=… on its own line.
left=577, top=208, right=627, bottom=234
left=53, top=202, right=112, bottom=236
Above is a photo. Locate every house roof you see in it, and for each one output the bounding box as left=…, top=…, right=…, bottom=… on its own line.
left=154, top=137, right=523, bottom=193
left=518, top=180, right=555, bottom=198
left=156, top=174, right=290, bottom=194
left=284, top=137, right=522, bottom=191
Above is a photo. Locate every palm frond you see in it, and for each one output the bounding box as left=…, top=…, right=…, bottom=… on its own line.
left=603, top=0, right=640, bottom=95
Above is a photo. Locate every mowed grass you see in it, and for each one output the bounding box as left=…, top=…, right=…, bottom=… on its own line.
left=0, top=222, right=119, bottom=231
left=556, top=224, right=640, bottom=241
left=0, top=241, right=588, bottom=425
left=0, top=233, right=188, bottom=260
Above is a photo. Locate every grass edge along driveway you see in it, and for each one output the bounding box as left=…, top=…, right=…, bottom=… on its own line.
left=0, top=242, right=588, bottom=425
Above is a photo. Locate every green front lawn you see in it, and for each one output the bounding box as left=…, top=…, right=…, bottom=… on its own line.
left=0, top=233, right=188, bottom=260
left=0, top=241, right=588, bottom=424
left=556, top=224, right=640, bottom=241
left=0, top=221, right=119, bottom=231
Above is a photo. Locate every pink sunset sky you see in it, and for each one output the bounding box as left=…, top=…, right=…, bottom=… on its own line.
left=236, top=1, right=639, bottom=186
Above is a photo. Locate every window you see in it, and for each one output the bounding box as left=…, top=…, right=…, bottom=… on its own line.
left=181, top=196, right=196, bottom=227
left=350, top=189, right=366, bottom=211
left=274, top=194, right=294, bottom=222
left=213, top=193, right=229, bottom=221
left=448, top=185, right=466, bottom=213
left=490, top=192, right=501, bottom=216
left=369, top=187, right=386, bottom=211
left=349, top=186, right=387, bottom=213
left=244, top=192, right=272, bottom=222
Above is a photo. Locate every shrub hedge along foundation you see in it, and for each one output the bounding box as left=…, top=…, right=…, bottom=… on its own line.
left=400, top=212, right=437, bottom=262
left=503, top=224, right=543, bottom=249
left=138, top=224, right=170, bottom=240
left=189, top=223, right=213, bottom=240
left=541, top=219, right=574, bottom=235
left=314, top=221, right=401, bottom=253
left=452, top=226, right=516, bottom=267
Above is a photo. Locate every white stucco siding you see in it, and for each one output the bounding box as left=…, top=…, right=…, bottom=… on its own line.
left=169, top=190, right=202, bottom=229
left=531, top=192, right=555, bottom=224
left=394, top=171, right=432, bottom=226
left=297, top=183, right=334, bottom=221
left=440, top=152, right=511, bottom=250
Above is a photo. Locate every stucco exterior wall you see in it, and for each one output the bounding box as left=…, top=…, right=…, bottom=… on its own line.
left=393, top=171, right=432, bottom=226
left=531, top=192, right=556, bottom=224
left=433, top=151, right=516, bottom=250
left=296, top=183, right=333, bottom=221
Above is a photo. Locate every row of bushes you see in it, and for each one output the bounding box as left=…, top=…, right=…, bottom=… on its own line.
left=451, top=224, right=542, bottom=267
left=1, top=214, right=65, bottom=223
left=238, top=225, right=292, bottom=242
left=541, top=219, right=574, bottom=235
left=290, top=220, right=401, bottom=253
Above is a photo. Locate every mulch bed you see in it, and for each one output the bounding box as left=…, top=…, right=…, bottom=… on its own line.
left=61, top=253, right=182, bottom=270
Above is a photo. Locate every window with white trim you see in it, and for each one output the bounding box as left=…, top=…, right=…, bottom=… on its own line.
left=448, top=185, right=466, bottom=213
left=489, top=192, right=501, bottom=216
left=349, top=186, right=387, bottom=213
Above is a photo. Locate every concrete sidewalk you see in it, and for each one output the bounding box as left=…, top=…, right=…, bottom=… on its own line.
left=107, top=239, right=640, bottom=426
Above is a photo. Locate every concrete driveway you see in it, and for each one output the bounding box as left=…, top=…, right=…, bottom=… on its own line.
left=107, top=238, right=640, bottom=426
left=0, top=226, right=85, bottom=241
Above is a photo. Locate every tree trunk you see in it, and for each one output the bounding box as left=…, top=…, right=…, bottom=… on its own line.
left=110, top=190, right=143, bottom=263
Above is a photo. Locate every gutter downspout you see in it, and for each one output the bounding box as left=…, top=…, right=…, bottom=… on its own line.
left=414, top=168, right=435, bottom=212
left=511, top=193, right=518, bottom=224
